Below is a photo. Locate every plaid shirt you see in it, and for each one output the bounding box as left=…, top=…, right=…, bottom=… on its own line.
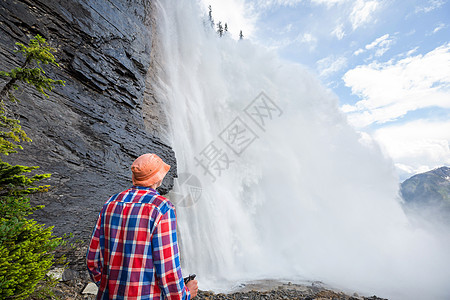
left=87, top=186, right=190, bottom=300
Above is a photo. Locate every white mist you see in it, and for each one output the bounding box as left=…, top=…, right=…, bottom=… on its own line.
left=151, top=1, right=450, bottom=299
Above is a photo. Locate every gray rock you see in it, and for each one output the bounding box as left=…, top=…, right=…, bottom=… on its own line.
left=62, top=268, right=80, bottom=281
left=0, top=0, right=176, bottom=241
left=47, top=267, right=65, bottom=281
left=82, top=282, right=98, bottom=295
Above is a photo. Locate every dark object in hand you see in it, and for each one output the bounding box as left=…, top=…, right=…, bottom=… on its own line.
left=184, top=274, right=196, bottom=284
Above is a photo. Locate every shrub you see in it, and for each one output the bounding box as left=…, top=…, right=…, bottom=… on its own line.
left=0, top=34, right=66, bottom=299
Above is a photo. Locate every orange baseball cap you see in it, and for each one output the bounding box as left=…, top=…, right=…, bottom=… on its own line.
left=131, top=153, right=171, bottom=187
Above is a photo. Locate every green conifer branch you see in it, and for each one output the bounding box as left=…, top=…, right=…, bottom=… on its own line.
left=0, top=34, right=67, bottom=299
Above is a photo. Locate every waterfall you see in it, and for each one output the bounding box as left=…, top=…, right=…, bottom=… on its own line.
left=151, top=1, right=450, bottom=299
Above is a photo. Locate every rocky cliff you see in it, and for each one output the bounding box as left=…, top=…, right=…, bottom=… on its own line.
left=401, top=166, right=450, bottom=224
left=401, top=166, right=450, bottom=205
left=0, top=0, right=176, bottom=240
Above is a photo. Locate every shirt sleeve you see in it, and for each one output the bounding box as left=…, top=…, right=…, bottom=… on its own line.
left=152, top=208, right=190, bottom=300
left=86, top=213, right=103, bottom=285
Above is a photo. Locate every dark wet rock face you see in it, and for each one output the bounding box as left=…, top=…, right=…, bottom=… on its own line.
left=0, top=0, right=176, bottom=239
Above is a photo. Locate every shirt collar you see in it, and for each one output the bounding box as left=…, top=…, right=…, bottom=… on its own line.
left=131, top=185, right=160, bottom=195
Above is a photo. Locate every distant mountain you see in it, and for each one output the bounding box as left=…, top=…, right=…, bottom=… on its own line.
left=401, top=166, right=450, bottom=204
left=400, top=167, right=450, bottom=222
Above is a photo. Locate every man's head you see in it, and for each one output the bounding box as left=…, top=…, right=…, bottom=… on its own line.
left=131, top=153, right=171, bottom=188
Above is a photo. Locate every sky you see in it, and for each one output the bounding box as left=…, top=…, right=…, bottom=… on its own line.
left=199, top=0, right=450, bottom=181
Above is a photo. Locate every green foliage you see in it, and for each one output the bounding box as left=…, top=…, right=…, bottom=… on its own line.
left=0, top=34, right=65, bottom=99
left=15, top=35, right=60, bottom=67
left=0, top=160, right=50, bottom=221
left=0, top=66, right=65, bottom=98
left=0, top=34, right=66, bottom=299
left=0, top=34, right=65, bottom=156
left=0, top=159, right=60, bottom=300
left=28, top=274, right=60, bottom=300
left=0, top=219, right=62, bottom=299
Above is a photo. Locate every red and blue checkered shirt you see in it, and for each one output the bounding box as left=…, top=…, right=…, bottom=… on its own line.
left=87, top=186, right=190, bottom=300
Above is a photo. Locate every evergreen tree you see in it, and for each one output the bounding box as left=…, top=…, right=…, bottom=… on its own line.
left=224, top=23, right=228, bottom=33
left=239, top=30, right=244, bottom=40
left=217, top=21, right=223, bottom=37
left=0, top=35, right=64, bottom=155
left=0, top=34, right=66, bottom=299
left=208, top=5, right=214, bottom=28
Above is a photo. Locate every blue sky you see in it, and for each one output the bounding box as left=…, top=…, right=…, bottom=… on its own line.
left=200, top=0, right=450, bottom=180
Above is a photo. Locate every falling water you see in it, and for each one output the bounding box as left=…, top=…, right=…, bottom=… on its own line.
left=151, top=1, right=450, bottom=299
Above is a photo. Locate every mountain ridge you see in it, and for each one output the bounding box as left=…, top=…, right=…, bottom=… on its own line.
left=400, top=166, right=450, bottom=224
left=401, top=166, right=450, bottom=204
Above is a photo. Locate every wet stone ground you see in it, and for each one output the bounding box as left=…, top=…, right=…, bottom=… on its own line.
left=40, top=244, right=388, bottom=300
left=42, top=271, right=388, bottom=300
left=196, top=288, right=387, bottom=300
left=45, top=279, right=388, bottom=300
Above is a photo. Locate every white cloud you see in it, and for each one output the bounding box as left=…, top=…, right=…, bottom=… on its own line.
left=432, top=23, right=447, bottom=34
left=253, top=0, right=303, bottom=9
left=354, top=48, right=365, bottom=56
left=342, top=43, right=450, bottom=128
left=350, top=0, right=381, bottom=30
left=332, top=23, right=346, bottom=40
left=311, top=0, right=348, bottom=7
left=282, top=23, right=294, bottom=33
left=405, top=29, right=416, bottom=36
left=259, top=36, right=297, bottom=51
left=415, top=0, right=446, bottom=14
left=365, top=34, right=387, bottom=49
left=299, top=32, right=318, bottom=51
left=255, top=0, right=348, bottom=8
left=353, top=34, right=394, bottom=57
left=251, top=0, right=358, bottom=12
left=301, top=32, right=315, bottom=42
left=405, top=47, right=419, bottom=56
left=373, top=119, right=450, bottom=179
left=317, top=55, right=348, bottom=77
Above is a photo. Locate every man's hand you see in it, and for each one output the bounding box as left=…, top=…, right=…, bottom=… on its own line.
left=186, top=279, right=198, bottom=298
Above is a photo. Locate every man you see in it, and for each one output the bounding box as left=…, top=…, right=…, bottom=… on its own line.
left=87, top=153, right=198, bottom=299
